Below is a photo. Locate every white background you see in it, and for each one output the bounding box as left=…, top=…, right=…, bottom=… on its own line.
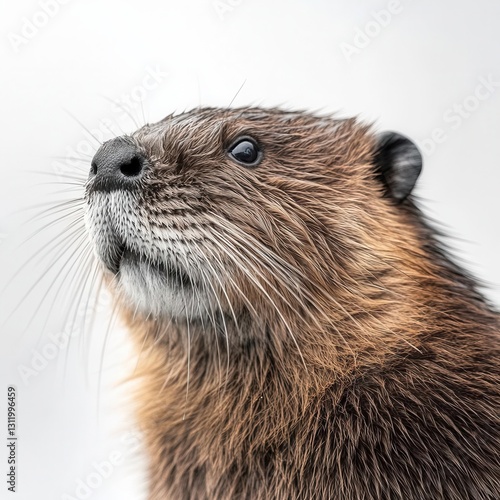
left=1, top=1, right=500, bottom=499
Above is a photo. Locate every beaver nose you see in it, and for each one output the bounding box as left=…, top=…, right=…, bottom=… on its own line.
left=89, top=137, right=147, bottom=192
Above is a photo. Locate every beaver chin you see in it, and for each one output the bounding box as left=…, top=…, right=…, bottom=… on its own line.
left=113, top=249, right=212, bottom=320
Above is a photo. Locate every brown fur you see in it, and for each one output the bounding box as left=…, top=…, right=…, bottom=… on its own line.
left=87, top=108, right=500, bottom=499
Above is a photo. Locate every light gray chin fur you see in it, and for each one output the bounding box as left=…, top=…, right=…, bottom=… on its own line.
left=117, top=256, right=211, bottom=320
left=85, top=191, right=215, bottom=321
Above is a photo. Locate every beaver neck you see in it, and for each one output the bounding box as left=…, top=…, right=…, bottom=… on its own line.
left=126, top=246, right=499, bottom=498
left=128, top=263, right=495, bottom=437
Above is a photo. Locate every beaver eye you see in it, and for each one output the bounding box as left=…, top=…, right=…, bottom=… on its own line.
left=228, top=138, right=262, bottom=166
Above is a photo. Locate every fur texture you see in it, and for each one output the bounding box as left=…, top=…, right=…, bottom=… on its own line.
left=85, top=108, right=500, bottom=499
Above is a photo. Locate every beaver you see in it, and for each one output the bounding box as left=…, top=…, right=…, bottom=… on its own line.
left=84, top=107, right=500, bottom=499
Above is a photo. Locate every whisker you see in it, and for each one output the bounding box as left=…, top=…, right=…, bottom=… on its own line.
left=227, top=79, right=247, bottom=108
left=101, top=95, right=140, bottom=130
left=190, top=241, right=236, bottom=390
left=64, top=109, right=103, bottom=147
left=24, top=169, right=88, bottom=180
left=1, top=221, right=87, bottom=327
left=189, top=241, right=232, bottom=388
left=18, top=229, right=91, bottom=338
left=62, top=252, right=99, bottom=385
left=29, top=236, right=93, bottom=343
left=96, top=296, right=121, bottom=425
left=194, top=259, right=223, bottom=390
left=207, top=232, right=308, bottom=371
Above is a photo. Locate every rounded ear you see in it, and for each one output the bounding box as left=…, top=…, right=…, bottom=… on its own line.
left=373, top=131, right=423, bottom=203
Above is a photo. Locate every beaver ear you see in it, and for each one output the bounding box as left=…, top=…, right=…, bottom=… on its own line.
left=373, top=131, right=423, bottom=203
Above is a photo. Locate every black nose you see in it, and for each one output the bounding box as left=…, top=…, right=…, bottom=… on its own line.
left=89, top=137, right=147, bottom=192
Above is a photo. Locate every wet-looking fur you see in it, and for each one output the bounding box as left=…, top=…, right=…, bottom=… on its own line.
left=84, top=108, right=500, bottom=499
